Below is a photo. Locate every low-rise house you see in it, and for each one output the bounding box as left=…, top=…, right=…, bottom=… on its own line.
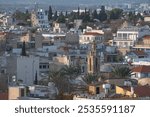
left=131, top=66, right=150, bottom=79
left=28, top=84, right=57, bottom=99
left=133, top=35, right=150, bottom=53
left=116, top=85, right=150, bottom=99
left=53, top=22, right=67, bottom=33
left=144, top=15, right=150, bottom=22
left=104, top=46, right=118, bottom=62
left=64, top=32, right=79, bottom=45
left=125, top=50, right=148, bottom=63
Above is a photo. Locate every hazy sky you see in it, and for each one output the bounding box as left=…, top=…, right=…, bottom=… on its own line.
left=0, top=0, right=149, bottom=5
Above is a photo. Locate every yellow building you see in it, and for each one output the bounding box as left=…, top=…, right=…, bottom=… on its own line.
left=8, top=86, right=26, bottom=100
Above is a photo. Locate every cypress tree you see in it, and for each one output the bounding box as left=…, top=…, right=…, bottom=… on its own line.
left=21, top=41, right=26, bottom=56
left=34, top=71, right=38, bottom=85
left=48, top=5, right=53, bottom=21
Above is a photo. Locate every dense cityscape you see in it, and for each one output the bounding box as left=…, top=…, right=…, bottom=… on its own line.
left=0, top=0, right=150, bottom=100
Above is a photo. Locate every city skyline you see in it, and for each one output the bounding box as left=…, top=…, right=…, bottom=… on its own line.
left=0, top=0, right=150, bottom=5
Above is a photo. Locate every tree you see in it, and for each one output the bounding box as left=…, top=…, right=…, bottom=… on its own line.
left=99, top=6, right=107, bottom=21
left=53, top=11, right=58, bottom=21
left=112, top=66, right=131, bottom=79
left=49, top=69, right=67, bottom=93
left=34, top=71, right=38, bottom=85
left=77, top=6, right=80, bottom=19
left=83, top=8, right=91, bottom=23
left=92, top=9, right=98, bottom=19
left=57, top=12, right=66, bottom=23
left=82, top=74, right=99, bottom=84
left=109, top=8, right=123, bottom=20
left=65, top=11, right=68, bottom=18
left=61, top=65, right=81, bottom=80
left=48, top=6, right=53, bottom=21
left=13, top=10, right=30, bottom=24
left=61, top=65, right=81, bottom=93
left=21, top=41, right=26, bottom=56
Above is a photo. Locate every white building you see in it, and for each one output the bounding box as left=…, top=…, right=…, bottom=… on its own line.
left=113, top=26, right=150, bottom=48
left=17, top=56, right=40, bottom=85
left=144, top=16, right=150, bottom=22
left=53, top=22, right=67, bottom=33
left=79, top=32, right=104, bottom=44
left=31, top=9, right=49, bottom=29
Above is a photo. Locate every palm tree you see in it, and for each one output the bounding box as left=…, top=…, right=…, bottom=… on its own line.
left=112, top=65, right=131, bottom=79
left=48, top=69, right=67, bottom=93
left=60, top=65, right=81, bottom=93
left=61, top=65, right=81, bottom=80
left=82, top=73, right=100, bottom=85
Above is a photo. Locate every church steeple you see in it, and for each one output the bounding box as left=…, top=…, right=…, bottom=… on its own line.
left=87, top=41, right=100, bottom=74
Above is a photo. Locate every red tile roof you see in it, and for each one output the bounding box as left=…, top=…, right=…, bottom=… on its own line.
left=132, top=66, right=150, bottom=73
left=132, top=50, right=147, bottom=56
left=83, top=32, right=102, bottom=36
left=143, top=35, right=150, bottom=40
left=121, top=86, right=150, bottom=97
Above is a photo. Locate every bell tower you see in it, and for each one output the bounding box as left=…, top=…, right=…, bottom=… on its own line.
left=87, top=41, right=100, bottom=74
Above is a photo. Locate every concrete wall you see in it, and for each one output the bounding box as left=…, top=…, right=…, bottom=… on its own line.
left=17, top=56, right=40, bottom=85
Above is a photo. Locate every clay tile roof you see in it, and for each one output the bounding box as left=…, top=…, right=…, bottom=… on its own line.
left=132, top=66, right=150, bottom=72
left=83, top=32, right=102, bottom=36
left=121, top=86, right=150, bottom=97
left=132, top=50, right=147, bottom=56
left=143, top=35, right=150, bottom=40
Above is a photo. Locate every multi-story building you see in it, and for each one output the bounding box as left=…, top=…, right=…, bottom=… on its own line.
left=31, top=9, right=49, bottom=29
left=79, top=32, right=104, bottom=45
left=113, top=26, right=150, bottom=48
left=17, top=56, right=40, bottom=85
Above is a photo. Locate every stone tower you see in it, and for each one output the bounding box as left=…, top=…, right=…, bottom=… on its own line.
left=87, top=42, right=100, bottom=74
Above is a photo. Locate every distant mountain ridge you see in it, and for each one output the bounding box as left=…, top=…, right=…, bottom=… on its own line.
left=0, top=0, right=150, bottom=5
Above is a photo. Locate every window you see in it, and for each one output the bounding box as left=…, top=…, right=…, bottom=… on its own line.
left=118, top=33, right=122, bottom=38
left=96, top=87, right=100, bottom=94
left=123, top=33, right=127, bottom=38
left=20, top=89, right=24, bottom=97
left=124, top=42, right=128, bottom=46
left=143, top=73, right=148, bottom=77
left=39, top=65, right=42, bottom=69
left=43, top=65, right=46, bottom=69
